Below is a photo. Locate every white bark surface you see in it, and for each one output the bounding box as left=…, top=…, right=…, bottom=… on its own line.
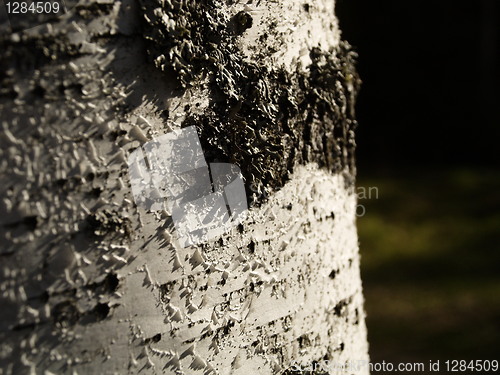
left=0, top=0, right=368, bottom=373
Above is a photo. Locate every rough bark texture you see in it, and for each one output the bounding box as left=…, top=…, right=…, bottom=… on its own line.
left=0, top=0, right=368, bottom=374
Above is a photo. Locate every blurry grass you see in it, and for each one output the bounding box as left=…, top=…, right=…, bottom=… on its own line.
left=357, top=168, right=500, bottom=369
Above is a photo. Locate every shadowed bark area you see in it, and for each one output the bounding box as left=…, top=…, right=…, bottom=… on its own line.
left=141, top=0, right=360, bottom=198
left=0, top=1, right=368, bottom=374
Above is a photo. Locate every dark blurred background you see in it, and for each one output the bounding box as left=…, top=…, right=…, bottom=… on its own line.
left=338, top=0, right=499, bottom=169
left=336, top=0, right=500, bottom=371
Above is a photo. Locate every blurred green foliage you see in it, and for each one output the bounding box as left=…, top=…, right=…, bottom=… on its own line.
left=357, top=168, right=500, bottom=371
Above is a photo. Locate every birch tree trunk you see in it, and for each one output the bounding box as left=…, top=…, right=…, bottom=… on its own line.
left=0, top=0, right=368, bottom=374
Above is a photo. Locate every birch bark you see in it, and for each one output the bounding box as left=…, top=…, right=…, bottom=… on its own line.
left=0, top=0, right=368, bottom=373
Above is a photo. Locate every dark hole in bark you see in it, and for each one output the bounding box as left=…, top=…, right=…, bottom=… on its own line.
left=151, top=333, right=161, bottom=343
left=333, top=298, right=350, bottom=318
left=248, top=241, right=255, bottom=253
left=55, top=178, right=67, bottom=187
left=33, top=85, right=45, bottom=98
left=52, top=301, right=80, bottom=327
left=39, top=291, right=49, bottom=303
left=104, top=272, right=119, bottom=293
left=232, top=11, right=253, bottom=34
left=93, top=303, right=110, bottom=321
left=23, top=216, right=38, bottom=230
